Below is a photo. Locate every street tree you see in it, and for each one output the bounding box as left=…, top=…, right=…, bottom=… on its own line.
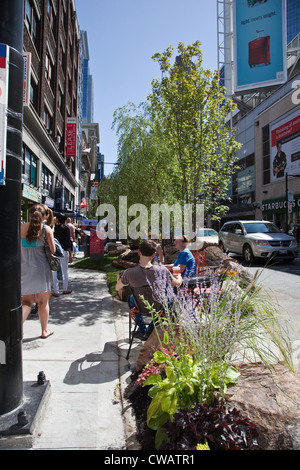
left=148, top=41, right=241, bottom=220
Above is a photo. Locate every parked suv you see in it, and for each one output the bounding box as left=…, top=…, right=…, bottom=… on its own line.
left=218, top=220, right=298, bottom=263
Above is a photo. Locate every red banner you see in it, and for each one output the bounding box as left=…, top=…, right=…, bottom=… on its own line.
left=66, top=117, right=77, bottom=157
left=90, top=229, right=105, bottom=255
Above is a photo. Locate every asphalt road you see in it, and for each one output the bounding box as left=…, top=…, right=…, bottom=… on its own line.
left=229, top=253, right=300, bottom=370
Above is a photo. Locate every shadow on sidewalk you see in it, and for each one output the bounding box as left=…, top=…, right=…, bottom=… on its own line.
left=63, top=341, right=120, bottom=385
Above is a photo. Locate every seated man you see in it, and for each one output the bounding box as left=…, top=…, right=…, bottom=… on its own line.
left=116, top=240, right=182, bottom=340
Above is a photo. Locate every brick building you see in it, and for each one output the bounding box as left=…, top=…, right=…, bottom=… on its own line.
left=22, top=0, right=81, bottom=219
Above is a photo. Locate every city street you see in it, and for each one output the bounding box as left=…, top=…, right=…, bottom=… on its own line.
left=250, top=257, right=300, bottom=336
left=230, top=253, right=300, bottom=354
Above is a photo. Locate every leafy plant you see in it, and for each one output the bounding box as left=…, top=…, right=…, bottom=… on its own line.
left=142, top=343, right=240, bottom=449
left=161, top=399, right=259, bottom=450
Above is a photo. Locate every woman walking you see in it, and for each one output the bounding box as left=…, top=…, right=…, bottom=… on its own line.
left=21, top=204, right=55, bottom=338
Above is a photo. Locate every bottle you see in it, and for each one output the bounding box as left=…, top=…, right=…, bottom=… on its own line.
left=153, top=256, right=159, bottom=266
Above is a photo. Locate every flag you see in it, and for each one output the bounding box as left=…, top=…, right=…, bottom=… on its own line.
left=80, top=198, right=89, bottom=210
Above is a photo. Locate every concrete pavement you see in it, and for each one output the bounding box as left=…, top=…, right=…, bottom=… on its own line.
left=3, top=258, right=143, bottom=450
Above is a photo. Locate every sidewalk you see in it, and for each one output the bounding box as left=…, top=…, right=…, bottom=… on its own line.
left=18, top=259, right=142, bottom=450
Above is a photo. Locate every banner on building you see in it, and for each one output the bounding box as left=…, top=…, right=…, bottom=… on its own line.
left=0, top=44, right=9, bottom=186
left=66, top=117, right=77, bottom=157
left=90, top=181, right=98, bottom=200
left=270, top=109, right=300, bottom=182
left=233, top=0, right=287, bottom=93
left=23, top=52, right=31, bottom=107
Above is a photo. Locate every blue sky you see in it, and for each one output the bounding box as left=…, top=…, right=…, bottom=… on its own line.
left=75, top=0, right=218, bottom=175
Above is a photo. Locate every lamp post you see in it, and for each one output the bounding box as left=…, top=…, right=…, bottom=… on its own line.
left=285, top=172, right=300, bottom=231
left=0, top=0, right=24, bottom=415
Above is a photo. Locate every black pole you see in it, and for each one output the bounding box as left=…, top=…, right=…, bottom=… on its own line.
left=0, top=0, right=24, bottom=415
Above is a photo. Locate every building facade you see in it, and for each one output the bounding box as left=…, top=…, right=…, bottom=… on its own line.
left=22, top=0, right=80, bottom=219
left=218, top=0, right=300, bottom=232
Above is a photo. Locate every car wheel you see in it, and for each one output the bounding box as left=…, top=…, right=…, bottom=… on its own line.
left=243, top=244, right=254, bottom=264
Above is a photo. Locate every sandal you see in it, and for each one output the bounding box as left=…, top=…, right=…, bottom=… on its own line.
left=40, top=330, right=54, bottom=339
left=52, top=293, right=60, bottom=297
left=62, top=290, right=72, bottom=295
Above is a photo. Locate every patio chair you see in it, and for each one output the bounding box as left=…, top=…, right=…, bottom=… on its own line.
left=193, top=265, right=230, bottom=308
left=186, top=250, right=211, bottom=288
left=125, top=284, right=164, bottom=360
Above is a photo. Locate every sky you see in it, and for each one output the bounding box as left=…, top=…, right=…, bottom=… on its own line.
left=74, top=0, right=218, bottom=176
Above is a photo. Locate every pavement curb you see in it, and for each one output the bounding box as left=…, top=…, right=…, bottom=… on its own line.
left=112, top=295, right=142, bottom=450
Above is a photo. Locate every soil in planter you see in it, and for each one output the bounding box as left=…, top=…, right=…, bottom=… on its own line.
left=124, top=372, right=155, bottom=450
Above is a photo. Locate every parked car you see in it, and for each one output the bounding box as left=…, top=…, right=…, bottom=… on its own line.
left=218, top=220, right=298, bottom=263
left=187, top=228, right=219, bottom=250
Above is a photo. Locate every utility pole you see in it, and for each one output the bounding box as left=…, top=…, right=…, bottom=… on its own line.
left=0, top=0, right=24, bottom=415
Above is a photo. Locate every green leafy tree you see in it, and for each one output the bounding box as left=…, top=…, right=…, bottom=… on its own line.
left=104, top=42, right=241, bottom=238
left=148, top=41, right=241, bottom=220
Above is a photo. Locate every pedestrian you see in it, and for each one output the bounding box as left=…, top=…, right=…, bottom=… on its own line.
left=66, top=217, right=76, bottom=255
left=30, top=205, right=55, bottom=316
left=21, top=204, right=55, bottom=338
left=115, top=240, right=182, bottom=339
left=52, top=213, right=73, bottom=296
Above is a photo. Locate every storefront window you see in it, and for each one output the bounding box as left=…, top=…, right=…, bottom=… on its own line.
left=42, top=164, right=53, bottom=197
left=31, top=155, right=37, bottom=187
left=23, top=146, right=38, bottom=187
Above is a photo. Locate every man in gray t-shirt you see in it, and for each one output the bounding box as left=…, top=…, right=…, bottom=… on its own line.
left=116, top=240, right=182, bottom=339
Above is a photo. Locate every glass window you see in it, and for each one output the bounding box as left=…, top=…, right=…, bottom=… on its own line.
left=25, top=148, right=31, bottom=182
left=41, top=164, right=53, bottom=196
left=25, top=0, right=39, bottom=50
left=31, top=154, right=37, bottom=187
left=23, top=146, right=38, bottom=187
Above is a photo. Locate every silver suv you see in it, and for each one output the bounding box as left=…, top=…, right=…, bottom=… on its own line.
left=219, top=220, right=298, bottom=263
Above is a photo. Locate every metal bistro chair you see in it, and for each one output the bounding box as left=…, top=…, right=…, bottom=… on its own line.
left=126, top=284, right=163, bottom=360
left=193, top=265, right=230, bottom=310
left=186, top=250, right=212, bottom=289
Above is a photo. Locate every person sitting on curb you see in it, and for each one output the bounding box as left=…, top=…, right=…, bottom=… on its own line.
left=115, top=240, right=182, bottom=340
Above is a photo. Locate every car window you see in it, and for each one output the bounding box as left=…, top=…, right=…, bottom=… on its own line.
left=224, top=224, right=235, bottom=233
left=198, top=229, right=218, bottom=236
left=205, top=229, right=218, bottom=236
left=243, top=222, right=281, bottom=234
left=234, top=223, right=243, bottom=234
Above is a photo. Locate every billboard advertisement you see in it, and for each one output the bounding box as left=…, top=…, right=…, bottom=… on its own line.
left=271, top=108, right=300, bottom=182
left=233, top=0, right=287, bottom=93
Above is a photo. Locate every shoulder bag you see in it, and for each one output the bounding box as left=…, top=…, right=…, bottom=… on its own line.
left=43, top=226, right=64, bottom=271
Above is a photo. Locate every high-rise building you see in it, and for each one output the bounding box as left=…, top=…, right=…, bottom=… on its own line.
left=287, top=0, right=300, bottom=44
left=81, top=31, right=94, bottom=123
